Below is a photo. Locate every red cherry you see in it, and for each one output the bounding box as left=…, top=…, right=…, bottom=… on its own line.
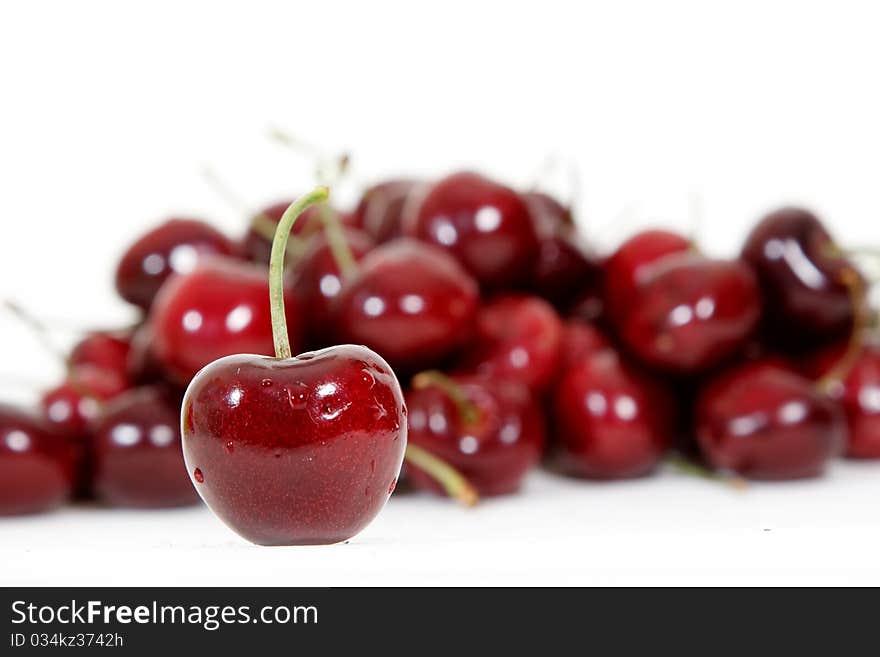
left=182, top=189, right=407, bottom=545
left=405, top=373, right=545, bottom=497
left=148, top=257, right=302, bottom=384
left=91, top=386, right=198, bottom=508
left=352, top=179, right=423, bottom=243
left=405, top=171, right=539, bottom=289
left=742, top=207, right=860, bottom=345
left=551, top=347, right=674, bottom=478
left=807, top=342, right=880, bottom=459
left=69, top=330, right=133, bottom=382
left=334, top=239, right=479, bottom=372
left=40, top=365, right=128, bottom=438
left=115, top=218, right=237, bottom=310
left=617, top=254, right=761, bottom=374
left=603, top=229, right=691, bottom=322
left=290, top=226, right=375, bottom=347
left=0, top=404, right=74, bottom=515
left=695, top=360, right=844, bottom=479
left=457, top=294, right=564, bottom=394
left=556, top=320, right=612, bottom=374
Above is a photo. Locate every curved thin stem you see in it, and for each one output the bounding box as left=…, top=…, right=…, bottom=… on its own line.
left=3, top=301, right=68, bottom=364
left=404, top=444, right=479, bottom=507
left=412, top=370, right=481, bottom=426
left=665, top=454, right=747, bottom=491
left=318, top=205, right=358, bottom=279
left=269, top=187, right=330, bottom=360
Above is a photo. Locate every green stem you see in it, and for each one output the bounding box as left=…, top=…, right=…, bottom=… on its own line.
left=318, top=205, right=358, bottom=279
left=665, top=454, right=747, bottom=490
left=412, top=370, right=481, bottom=426
left=269, top=187, right=330, bottom=359
left=404, top=444, right=479, bottom=507
left=3, top=300, right=68, bottom=364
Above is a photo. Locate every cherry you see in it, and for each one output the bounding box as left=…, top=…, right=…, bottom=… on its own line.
left=69, top=330, right=133, bottom=383
left=181, top=188, right=407, bottom=545
left=603, top=229, right=691, bottom=322
left=807, top=341, right=880, bottom=459
left=115, top=218, right=237, bottom=311
left=352, top=179, right=423, bottom=244
left=551, top=347, right=674, bottom=479
left=741, top=207, right=860, bottom=345
left=334, top=238, right=480, bottom=373
left=556, top=320, right=612, bottom=374
left=91, top=386, right=198, bottom=508
left=0, top=404, right=74, bottom=515
left=40, top=365, right=128, bottom=438
left=405, top=372, right=545, bottom=497
left=617, top=253, right=761, bottom=374
left=290, top=225, right=374, bottom=347
left=148, top=256, right=302, bottom=384
left=126, top=323, right=167, bottom=386
left=405, top=171, right=539, bottom=289
left=695, top=360, right=844, bottom=479
left=456, top=294, right=564, bottom=394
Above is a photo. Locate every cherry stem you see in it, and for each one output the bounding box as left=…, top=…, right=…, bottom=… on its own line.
left=412, top=370, right=481, bottom=426
left=818, top=266, right=870, bottom=393
left=404, top=444, right=479, bottom=507
left=269, top=187, right=330, bottom=360
left=665, top=454, right=747, bottom=491
left=268, top=127, right=351, bottom=186
left=3, top=301, right=68, bottom=365
left=318, top=205, right=358, bottom=279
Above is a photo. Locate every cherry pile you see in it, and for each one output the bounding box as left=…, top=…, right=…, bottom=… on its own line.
left=2, top=164, right=879, bottom=538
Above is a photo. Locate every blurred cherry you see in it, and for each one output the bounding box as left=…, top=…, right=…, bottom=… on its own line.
left=69, top=330, right=132, bottom=383
left=115, top=218, right=237, bottom=311
left=352, top=179, right=423, bottom=243
left=556, top=320, right=612, bottom=374
left=695, top=360, right=844, bottom=479
left=405, top=372, right=545, bottom=496
left=406, top=171, right=539, bottom=289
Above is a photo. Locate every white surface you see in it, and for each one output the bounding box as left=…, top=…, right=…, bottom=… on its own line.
left=3, top=463, right=879, bottom=586
left=1, top=1, right=880, bottom=586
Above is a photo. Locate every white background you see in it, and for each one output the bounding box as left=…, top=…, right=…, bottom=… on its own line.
left=1, top=0, right=879, bottom=586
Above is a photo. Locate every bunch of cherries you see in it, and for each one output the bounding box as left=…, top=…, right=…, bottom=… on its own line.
left=2, top=163, right=878, bottom=546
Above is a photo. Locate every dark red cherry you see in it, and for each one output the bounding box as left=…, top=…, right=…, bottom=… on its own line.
left=126, top=323, right=167, bottom=386
left=352, top=179, right=423, bottom=244
left=807, top=342, right=880, bottom=459
left=0, top=404, right=74, bottom=515
left=742, top=207, right=859, bottom=345
left=290, top=226, right=374, bottom=347
left=522, top=191, right=575, bottom=234
left=148, top=257, right=302, bottom=384
left=405, top=373, right=545, bottom=496
left=695, top=360, right=844, bottom=479
left=115, top=218, right=237, bottom=311
left=551, top=347, right=674, bottom=478
left=556, top=320, right=612, bottom=374
left=603, top=229, right=691, bottom=322
left=40, top=365, right=129, bottom=438
left=457, top=295, right=563, bottom=394
left=334, top=239, right=479, bottom=372
left=91, top=386, right=198, bottom=508
left=241, top=199, right=353, bottom=265
left=405, top=171, right=539, bottom=289
left=69, top=330, right=133, bottom=382
left=183, top=346, right=406, bottom=545
left=618, top=254, right=761, bottom=374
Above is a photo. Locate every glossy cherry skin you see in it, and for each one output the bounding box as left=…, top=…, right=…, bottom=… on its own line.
left=69, top=330, right=133, bottom=381
left=40, top=365, right=129, bottom=438
left=91, top=386, right=198, bottom=508
left=551, top=348, right=674, bottom=479
left=556, top=320, right=612, bottom=374
left=742, top=207, right=858, bottom=344
left=241, top=200, right=353, bottom=265
left=808, top=343, right=880, bottom=459
left=405, top=376, right=546, bottom=496
left=182, top=345, right=406, bottom=546
left=0, top=404, right=74, bottom=515
left=696, top=361, right=844, bottom=479
left=334, top=239, right=480, bottom=372
left=618, top=254, right=761, bottom=374
left=352, top=179, right=423, bottom=244
left=457, top=295, right=563, bottom=394
left=603, top=229, right=691, bottom=322
left=405, top=171, right=539, bottom=289
left=115, top=218, right=237, bottom=310
left=148, top=257, right=302, bottom=384
left=290, top=227, right=375, bottom=347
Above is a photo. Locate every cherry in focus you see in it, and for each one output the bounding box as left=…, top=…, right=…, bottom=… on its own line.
left=405, top=373, right=545, bottom=497
left=115, top=218, right=237, bottom=311
left=334, top=239, right=480, bottom=373
left=405, top=171, right=539, bottom=289
left=91, top=386, right=198, bottom=508
left=695, top=360, right=844, bottom=479
left=0, top=404, right=74, bottom=515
